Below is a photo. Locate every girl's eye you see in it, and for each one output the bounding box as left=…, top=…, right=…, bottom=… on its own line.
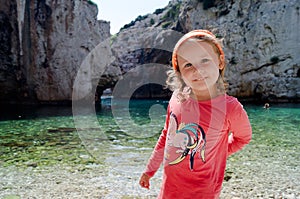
left=184, top=63, right=192, bottom=68
left=201, top=58, right=210, bottom=64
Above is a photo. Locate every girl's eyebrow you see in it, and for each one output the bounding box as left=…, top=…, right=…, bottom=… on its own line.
left=200, top=55, right=211, bottom=59
left=180, top=61, right=190, bottom=67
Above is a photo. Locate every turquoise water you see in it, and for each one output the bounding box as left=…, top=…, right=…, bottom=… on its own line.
left=0, top=100, right=299, bottom=168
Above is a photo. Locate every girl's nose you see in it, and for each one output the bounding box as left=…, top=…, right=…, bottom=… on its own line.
left=193, top=64, right=205, bottom=74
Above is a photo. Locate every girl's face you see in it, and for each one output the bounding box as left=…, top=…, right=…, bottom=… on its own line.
left=177, top=39, right=222, bottom=94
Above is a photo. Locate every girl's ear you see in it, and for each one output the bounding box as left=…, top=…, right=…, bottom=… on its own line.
left=219, top=54, right=225, bottom=69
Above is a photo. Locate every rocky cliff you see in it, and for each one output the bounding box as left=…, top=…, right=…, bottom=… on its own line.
left=111, top=0, right=300, bottom=102
left=1, top=0, right=299, bottom=104
left=0, top=0, right=110, bottom=104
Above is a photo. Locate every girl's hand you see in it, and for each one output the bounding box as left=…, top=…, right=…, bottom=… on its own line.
left=139, top=173, right=151, bottom=189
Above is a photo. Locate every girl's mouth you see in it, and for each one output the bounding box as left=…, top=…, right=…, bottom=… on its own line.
left=193, top=77, right=206, bottom=81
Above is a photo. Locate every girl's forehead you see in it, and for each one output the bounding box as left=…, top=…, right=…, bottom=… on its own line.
left=177, top=39, right=216, bottom=57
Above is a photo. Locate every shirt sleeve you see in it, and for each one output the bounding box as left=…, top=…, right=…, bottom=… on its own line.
left=144, top=105, right=170, bottom=177
left=227, top=99, right=252, bottom=156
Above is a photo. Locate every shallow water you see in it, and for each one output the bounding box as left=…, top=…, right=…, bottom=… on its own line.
left=0, top=100, right=299, bottom=169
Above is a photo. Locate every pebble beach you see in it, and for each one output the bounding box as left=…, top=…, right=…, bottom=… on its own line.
left=1, top=142, right=299, bottom=199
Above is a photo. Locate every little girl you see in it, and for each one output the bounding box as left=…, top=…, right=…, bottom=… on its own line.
left=139, top=30, right=252, bottom=198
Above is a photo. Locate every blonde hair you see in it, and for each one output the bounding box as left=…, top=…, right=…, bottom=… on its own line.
left=166, top=30, right=227, bottom=102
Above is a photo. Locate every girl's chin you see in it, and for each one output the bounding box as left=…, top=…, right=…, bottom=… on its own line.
left=190, top=84, right=217, bottom=93
left=190, top=83, right=210, bottom=91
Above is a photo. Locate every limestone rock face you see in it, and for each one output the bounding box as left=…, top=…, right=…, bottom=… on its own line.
left=111, top=0, right=300, bottom=101
left=0, top=0, right=110, bottom=103
left=110, top=1, right=184, bottom=99
left=0, top=1, right=20, bottom=101
left=1, top=0, right=299, bottom=103
left=111, top=27, right=184, bottom=99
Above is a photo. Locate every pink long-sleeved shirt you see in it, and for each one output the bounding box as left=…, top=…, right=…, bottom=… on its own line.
left=144, top=94, right=252, bottom=199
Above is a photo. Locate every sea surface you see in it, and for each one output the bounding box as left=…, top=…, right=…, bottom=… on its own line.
left=0, top=99, right=299, bottom=169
